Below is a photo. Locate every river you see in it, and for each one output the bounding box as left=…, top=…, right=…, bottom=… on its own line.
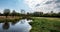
left=0, top=19, right=32, bottom=32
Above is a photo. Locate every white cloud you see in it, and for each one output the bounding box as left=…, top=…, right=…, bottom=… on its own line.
left=24, top=0, right=60, bottom=13
left=24, top=0, right=48, bottom=9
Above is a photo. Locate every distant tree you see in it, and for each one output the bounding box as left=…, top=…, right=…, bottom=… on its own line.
left=51, top=11, right=53, bottom=14
left=21, top=9, right=25, bottom=14
left=20, top=9, right=26, bottom=17
left=11, top=10, right=16, bottom=16
left=39, top=12, right=43, bottom=16
left=11, top=10, right=20, bottom=16
left=3, top=9, right=10, bottom=18
left=0, top=13, right=2, bottom=16
left=33, top=12, right=43, bottom=17
left=33, top=12, right=39, bottom=17
left=27, top=12, right=29, bottom=15
left=57, top=12, right=60, bottom=17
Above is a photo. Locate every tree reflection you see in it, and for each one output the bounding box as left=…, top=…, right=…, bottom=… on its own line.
left=2, top=22, right=10, bottom=30
left=11, top=21, right=17, bottom=25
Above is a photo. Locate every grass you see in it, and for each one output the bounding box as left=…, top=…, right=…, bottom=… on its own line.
left=30, top=17, right=60, bottom=32
left=0, top=16, right=21, bottom=23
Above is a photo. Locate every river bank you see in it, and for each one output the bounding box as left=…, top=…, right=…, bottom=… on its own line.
left=0, top=16, right=21, bottom=23
left=30, top=17, right=60, bottom=32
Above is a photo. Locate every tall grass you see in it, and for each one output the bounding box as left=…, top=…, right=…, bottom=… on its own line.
left=0, top=16, right=21, bottom=23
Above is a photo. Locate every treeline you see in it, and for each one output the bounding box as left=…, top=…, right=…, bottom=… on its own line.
left=27, top=11, right=60, bottom=18
left=0, top=9, right=21, bottom=17
left=0, top=9, right=60, bottom=18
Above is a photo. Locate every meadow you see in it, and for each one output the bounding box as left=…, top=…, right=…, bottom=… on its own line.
left=0, top=16, right=21, bottom=23
left=30, top=17, right=60, bottom=32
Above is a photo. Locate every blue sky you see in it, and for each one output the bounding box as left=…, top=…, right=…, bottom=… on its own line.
left=0, top=0, right=30, bottom=13
left=0, top=0, right=60, bottom=13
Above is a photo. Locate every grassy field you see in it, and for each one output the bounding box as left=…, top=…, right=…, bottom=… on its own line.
left=30, top=17, right=60, bottom=32
left=0, top=16, right=21, bottom=23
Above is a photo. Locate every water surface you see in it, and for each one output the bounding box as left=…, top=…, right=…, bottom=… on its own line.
left=0, top=19, right=32, bottom=32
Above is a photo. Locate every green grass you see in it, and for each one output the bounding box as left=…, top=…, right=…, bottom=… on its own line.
left=30, top=17, right=60, bottom=32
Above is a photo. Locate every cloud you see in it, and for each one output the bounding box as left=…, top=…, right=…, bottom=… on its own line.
left=24, top=0, right=60, bottom=13
left=24, top=0, right=48, bottom=9
left=55, top=0, right=60, bottom=3
left=45, top=1, right=53, bottom=4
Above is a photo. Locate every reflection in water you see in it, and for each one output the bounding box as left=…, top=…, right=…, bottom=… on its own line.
left=2, top=22, right=9, bottom=30
left=0, top=19, right=32, bottom=32
left=11, top=21, right=18, bottom=25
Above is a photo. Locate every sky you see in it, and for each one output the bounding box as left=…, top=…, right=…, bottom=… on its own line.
left=0, top=0, right=60, bottom=13
left=0, top=0, right=30, bottom=13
